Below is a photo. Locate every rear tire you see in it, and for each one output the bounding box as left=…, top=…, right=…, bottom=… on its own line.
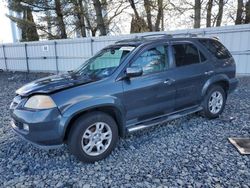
left=201, top=85, right=226, bottom=119
left=67, top=112, right=118, bottom=163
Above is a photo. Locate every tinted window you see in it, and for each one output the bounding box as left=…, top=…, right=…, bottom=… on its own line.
left=199, top=39, right=231, bottom=59
left=172, top=43, right=201, bottom=67
left=131, top=45, right=168, bottom=75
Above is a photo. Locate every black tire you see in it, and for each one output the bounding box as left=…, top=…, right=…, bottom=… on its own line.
left=201, top=85, right=226, bottom=119
left=67, top=111, right=119, bottom=163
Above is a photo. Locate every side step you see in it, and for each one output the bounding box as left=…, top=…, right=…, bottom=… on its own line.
left=127, top=106, right=202, bottom=133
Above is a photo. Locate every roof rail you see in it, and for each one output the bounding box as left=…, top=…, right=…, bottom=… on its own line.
left=115, top=38, right=141, bottom=44
left=115, top=34, right=172, bottom=44
left=173, top=31, right=209, bottom=38
left=140, top=34, right=173, bottom=39
left=173, top=33, right=199, bottom=37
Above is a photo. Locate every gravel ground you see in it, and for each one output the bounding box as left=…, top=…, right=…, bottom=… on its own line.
left=0, top=72, right=250, bottom=188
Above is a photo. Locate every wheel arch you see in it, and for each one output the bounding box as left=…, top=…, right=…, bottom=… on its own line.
left=202, top=74, right=230, bottom=97
left=63, top=105, right=126, bottom=142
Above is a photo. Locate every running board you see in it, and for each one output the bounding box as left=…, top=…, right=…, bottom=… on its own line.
left=127, top=106, right=203, bottom=133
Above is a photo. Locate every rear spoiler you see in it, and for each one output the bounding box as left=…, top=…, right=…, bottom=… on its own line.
left=211, top=36, right=220, bottom=40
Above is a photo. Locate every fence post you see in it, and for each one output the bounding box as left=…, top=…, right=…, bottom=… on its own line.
left=24, top=43, right=29, bottom=73
left=90, top=38, right=94, bottom=56
left=54, top=41, right=59, bottom=73
left=203, top=30, right=206, bottom=36
left=2, top=45, right=8, bottom=71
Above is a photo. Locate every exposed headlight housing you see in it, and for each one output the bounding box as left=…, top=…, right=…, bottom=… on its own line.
left=24, top=95, right=56, bottom=109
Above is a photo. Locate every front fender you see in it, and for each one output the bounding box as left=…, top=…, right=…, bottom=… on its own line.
left=201, top=74, right=229, bottom=97
left=59, top=96, right=126, bottom=137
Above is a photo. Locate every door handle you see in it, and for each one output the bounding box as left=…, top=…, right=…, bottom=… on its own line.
left=204, top=70, right=214, bottom=75
left=164, top=79, right=175, bottom=85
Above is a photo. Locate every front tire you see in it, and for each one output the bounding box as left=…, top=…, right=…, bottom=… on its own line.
left=67, top=112, right=118, bottom=163
left=202, top=85, right=226, bottom=119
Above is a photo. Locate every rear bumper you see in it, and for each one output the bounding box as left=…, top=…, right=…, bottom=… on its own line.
left=228, top=78, right=239, bottom=93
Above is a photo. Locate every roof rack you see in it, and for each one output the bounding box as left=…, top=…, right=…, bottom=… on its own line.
left=173, top=33, right=200, bottom=37
left=139, top=34, right=173, bottom=39
left=115, top=32, right=210, bottom=44
left=115, top=38, right=141, bottom=44
left=115, top=34, right=172, bottom=44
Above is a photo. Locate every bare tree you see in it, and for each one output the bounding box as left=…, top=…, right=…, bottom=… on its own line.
left=144, top=0, right=153, bottom=31
left=194, top=0, right=201, bottom=28
left=93, top=0, right=107, bottom=35
left=71, top=0, right=87, bottom=37
left=44, top=0, right=53, bottom=39
left=216, top=0, right=224, bottom=26
left=9, top=0, right=69, bottom=39
left=246, top=0, right=250, bottom=23
left=129, top=0, right=149, bottom=33
left=206, top=0, right=213, bottom=27
left=7, top=0, right=39, bottom=41
left=235, top=0, right=244, bottom=24
left=81, top=0, right=129, bottom=36
left=55, top=0, right=67, bottom=38
left=129, top=0, right=165, bottom=32
left=101, top=0, right=109, bottom=33
left=155, top=0, right=163, bottom=31
left=21, top=6, right=39, bottom=41
left=129, top=0, right=140, bottom=20
left=8, top=0, right=249, bottom=41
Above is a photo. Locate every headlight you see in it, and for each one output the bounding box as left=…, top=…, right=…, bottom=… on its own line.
left=24, top=95, right=56, bottom=109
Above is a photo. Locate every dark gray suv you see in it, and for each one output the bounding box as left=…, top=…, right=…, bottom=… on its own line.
left=10, top=35, right=238, bottom=162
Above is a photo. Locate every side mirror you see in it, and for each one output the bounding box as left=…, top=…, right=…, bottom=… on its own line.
left=126, top=66, right=143, bottom=78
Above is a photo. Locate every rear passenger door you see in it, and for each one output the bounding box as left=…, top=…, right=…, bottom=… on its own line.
left=198, top=39, right=235, bottom=78
left=169, top=41, right=214, bottom=110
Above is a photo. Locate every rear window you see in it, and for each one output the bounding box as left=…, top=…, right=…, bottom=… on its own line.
left=199, top=39, right=231, bottom=59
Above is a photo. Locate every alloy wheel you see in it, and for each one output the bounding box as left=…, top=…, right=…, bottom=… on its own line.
left=208, top=91, right=223, bottom=114
left=81, top=122, right=112, bottom=156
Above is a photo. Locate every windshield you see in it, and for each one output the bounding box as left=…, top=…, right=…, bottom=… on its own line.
left=73, top=45, right=135, bottom=79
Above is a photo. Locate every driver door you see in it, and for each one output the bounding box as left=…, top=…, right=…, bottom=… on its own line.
left=122, top=44, right=176, bottom=125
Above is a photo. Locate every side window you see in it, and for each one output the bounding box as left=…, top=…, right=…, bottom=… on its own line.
left=199, top=39, right=231, bottom=59
left=172, top=43, right=201, bottom=67
left=131, top=45, right=168, bottom=75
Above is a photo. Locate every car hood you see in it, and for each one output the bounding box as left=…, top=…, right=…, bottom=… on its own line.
left=16, top=73, right=95, bottom=97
